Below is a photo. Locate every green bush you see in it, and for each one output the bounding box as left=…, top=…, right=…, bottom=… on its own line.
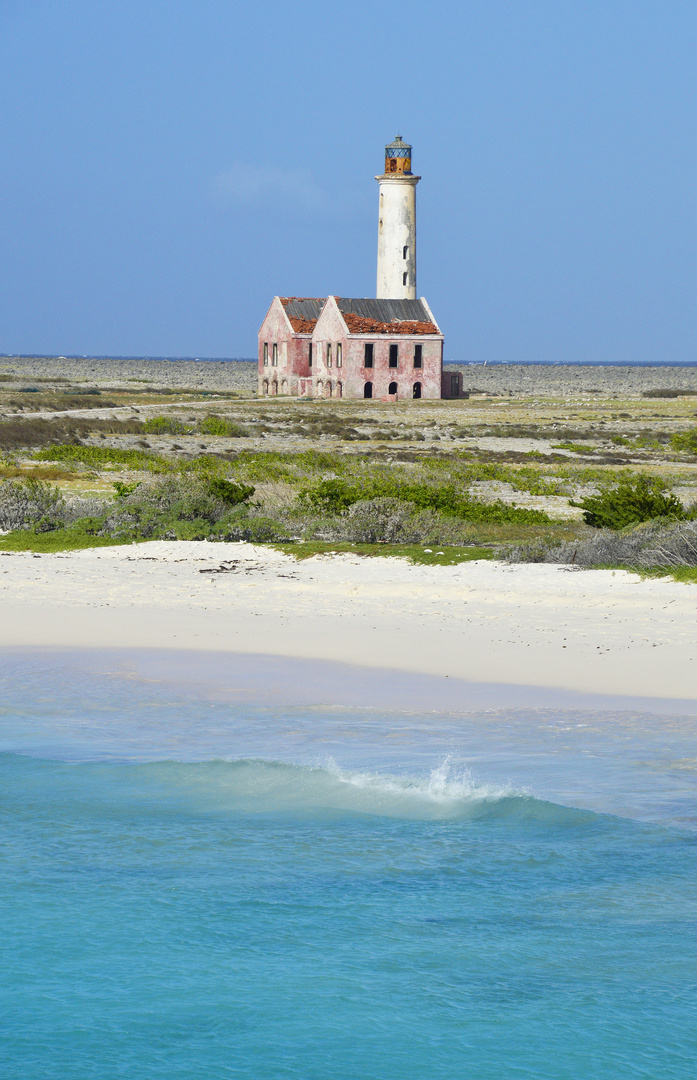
left=208, top=477, right=256, bottom=505
left=671, top=429, right=697, bottom=455
left=0, top=477, right=65, bottom=531
left=61, top=475, right=260, bottom=542
left=299, top=477, right=550, bottom=524
left=571, top=475, right=687, bottom=528
left=35, top=445, right=163, bottom=470
left=112, top=481, right=141, bottom=498
left=142, top=416, right=190, bottom=436
left=300, top=478, right=361, bottom=514
left=198, top=415, right=249, bottom=437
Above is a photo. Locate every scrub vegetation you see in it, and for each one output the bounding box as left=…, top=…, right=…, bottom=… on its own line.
left=1, top=359, right=696, bottom=576
left=505, top=520, right=697, bottom=580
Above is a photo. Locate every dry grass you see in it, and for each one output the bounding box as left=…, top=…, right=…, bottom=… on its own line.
left=0, top=416, right=145, bottom=450
left=0, top=465, right=76, bottom=481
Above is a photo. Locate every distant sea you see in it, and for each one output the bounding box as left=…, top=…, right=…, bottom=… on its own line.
left=1, top=648, right=696, bottom=1080
left=1, top=354, right=258, bottom=363
left=450, top=360, right=697, bottom=367
left=4, top=355, right=697, bottom=367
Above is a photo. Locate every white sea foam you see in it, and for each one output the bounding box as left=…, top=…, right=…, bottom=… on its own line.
left=320, top=756, right=519, bottom=817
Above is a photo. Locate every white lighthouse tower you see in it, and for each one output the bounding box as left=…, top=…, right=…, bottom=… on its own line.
left=376, top=135, right=420, bottom=300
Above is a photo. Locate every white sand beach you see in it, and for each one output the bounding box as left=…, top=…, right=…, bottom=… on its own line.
left=0, top=542, right=694, bottom=705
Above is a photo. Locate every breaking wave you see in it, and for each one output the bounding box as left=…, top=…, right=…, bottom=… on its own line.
left=85, top=756, right=595, bottom=825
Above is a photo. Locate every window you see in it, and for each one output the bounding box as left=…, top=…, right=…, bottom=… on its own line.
left=308, top=343, right=313, bottom=368
left=364, top=381, right=373, bottom=399
left=413, top=382, right=422, bottom=399
left=414, top=344, right=422, bottom=368
left=337, top=382, right=343, bottom=398
left=272, top=343, right=278, bottom=367
left=327, top=343, right=332, bottom=367
left=389, top=343, right=398, bottom=368
left=388, top=381, right=398, bottom=396
left=403, top=245, right=408, bottom=260
left=263, top=343, right=268, bottom=366
left=364, top=343, right=374, bottom=368
left=403, top=272, right=408, bottom=286
left=336, top=343, right=342, bottom=368
left=451, top=374, right=459, bottom=396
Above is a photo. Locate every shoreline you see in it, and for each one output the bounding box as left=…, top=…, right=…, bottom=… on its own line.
left=2, top=645, right=694, bottom=718
left=0, top=540, right=695, bottom=708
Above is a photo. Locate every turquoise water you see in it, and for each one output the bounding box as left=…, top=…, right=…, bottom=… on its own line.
left=2, top=652, right=697, bottom=1079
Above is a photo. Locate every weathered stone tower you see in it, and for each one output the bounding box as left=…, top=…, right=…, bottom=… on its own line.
left=376, top=135, right=420, bottom=300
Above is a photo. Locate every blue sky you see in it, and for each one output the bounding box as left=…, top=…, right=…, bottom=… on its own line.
left=1, top=0, right=697, bottom=362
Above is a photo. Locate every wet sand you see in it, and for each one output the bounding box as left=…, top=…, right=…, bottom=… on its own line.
left=0, top=541, right=694, bottom=709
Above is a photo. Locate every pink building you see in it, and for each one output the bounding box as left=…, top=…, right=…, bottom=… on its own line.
left=258, top=295, right=458, bottom=400
left=257, top=296, right=319, bottom=398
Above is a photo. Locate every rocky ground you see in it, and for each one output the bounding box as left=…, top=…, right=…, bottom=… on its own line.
left=452, top=363, right=697, bottom=396
left=0, top=357, right=256, bottom=393
left=2, top=356, right=697, bottom=522
left=3, top=356, right=697, bottom=396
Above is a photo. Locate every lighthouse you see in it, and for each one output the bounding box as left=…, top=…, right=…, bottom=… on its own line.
left=376, top=135, right=420, bottom=300
left=257, top=132, right=461, bottom=400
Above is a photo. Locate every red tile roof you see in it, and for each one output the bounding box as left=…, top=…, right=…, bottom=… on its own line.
left=278, top=296, right=440, bottom=335
left=341, top=312, right=438, bottom=335
left=279, top=297, right=323, bottom=333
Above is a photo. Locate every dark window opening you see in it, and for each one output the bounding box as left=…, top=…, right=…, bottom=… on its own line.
left=414, top=344, right=422, bottom=368
left=403, top=246, right=408, bottom=259
left=413, top=382, right=422, bottom=399
left=364, top=381, right=373, bottom=399
left=263, top=343, right=268, bottom=366
left=364, top=343, right=374, bottom=368
left=389, top=343, right=398, bottom=368
left=272, top=343, right=278, bottom=366
left=402, top=272, right=408, bottom=286
left=388, top=381, right=398, bottom=396
left=308, top=343, right=312, bottom=368
left=451, top=374, right=460, bottom=396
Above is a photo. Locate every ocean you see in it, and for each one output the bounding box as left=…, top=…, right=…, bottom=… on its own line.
left=2, top=649, right=696, bottom=1079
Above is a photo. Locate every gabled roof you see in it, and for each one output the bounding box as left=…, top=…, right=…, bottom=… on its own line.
left=334, top=298, right=440, bottom=336
left=279, top=297, right=324, bottom=333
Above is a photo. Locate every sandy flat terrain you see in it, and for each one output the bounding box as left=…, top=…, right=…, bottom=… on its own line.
left=0, top=541, right=694, bottom=704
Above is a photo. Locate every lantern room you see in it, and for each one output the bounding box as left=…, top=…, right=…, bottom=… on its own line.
left=384, top=135, right=412, bottom=175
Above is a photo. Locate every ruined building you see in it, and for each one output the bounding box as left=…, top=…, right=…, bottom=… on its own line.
left=258, top=137, right=460, bottom=400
